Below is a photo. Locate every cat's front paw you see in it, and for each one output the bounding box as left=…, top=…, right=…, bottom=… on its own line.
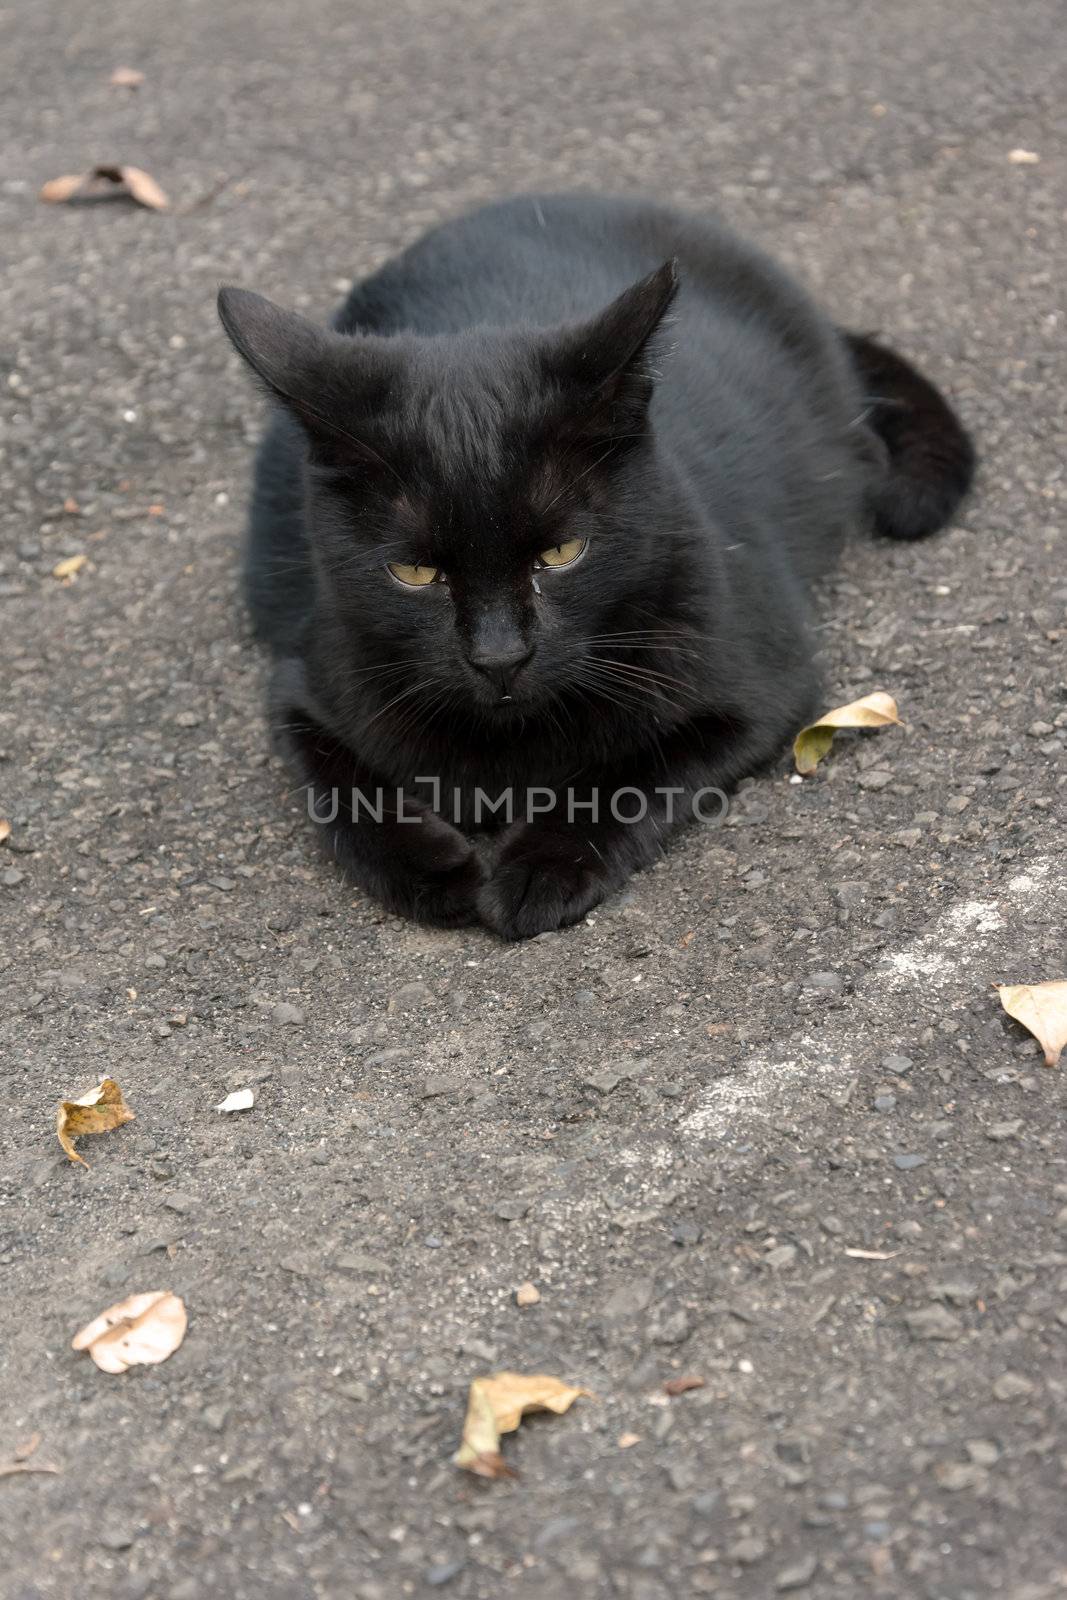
left=374, top=810, right=487, bottom=928
left=477, top=825, right=609, bottom=940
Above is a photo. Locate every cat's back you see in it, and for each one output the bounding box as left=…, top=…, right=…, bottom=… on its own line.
left=338, top=193, right=824, bottom=353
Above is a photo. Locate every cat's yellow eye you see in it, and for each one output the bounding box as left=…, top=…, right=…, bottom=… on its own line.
left=387, top=562, right=439, bottom=587
left=537, top=538, right=587, bottom=569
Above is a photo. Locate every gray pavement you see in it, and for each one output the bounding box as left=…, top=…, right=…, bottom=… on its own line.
left=1, top=2, right=1065, bottom=1596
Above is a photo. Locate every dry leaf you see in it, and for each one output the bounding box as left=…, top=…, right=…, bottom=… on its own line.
left=663, top=1374, right=705, bottom=1397
left=56, top=1076, right=135, bottom=1167
left=1008, top=148, right=1039, bottom=164
left=72, top=1290, right=186, bottom=1373
left=844, top=1247, right=901, bottom=1260
left=454, top=1372, right=587, bottom=1478
left=617, top=1431, right=642, bottom=1449
left=110, top=67, right=145, bottom=88
left=13, top=1433, right=41, bottom=1462
left=514, top=1282, right=541, bottom=1307
left=0, top=820, right=10, bottom=845
left=793, top=691, right=901, bottom=775
left=40, top=165, right=169, bottom=211
left=214, top=1088, right=254, bottom=1112
left=995, top=981, right=1067, bottom=1067
left=0, top=1461, right=60, bottom=1478
left=52, top=553, right=87, bottom=580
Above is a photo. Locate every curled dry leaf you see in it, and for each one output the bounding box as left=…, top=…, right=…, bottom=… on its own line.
left=72, top=1290, right=187, bottom=1373
left=214, top=1088, right=254, bottom=1113
left=793, top=690, right=901, bottom=775
left=995, top=981, right=1067, bottom=1067
left=39, top=165, right=169, bottom=211
left=52, top=553, right=87, bottom=580
left=56, top=1076, right=135, bottom=1167
left=663, top=1374, right=706, bottom=1397
left=110, top=67, right=146, bottom=88
left=454, top=1372, right=588, bottom=1478
left=0, top=819, right=11, bottom=845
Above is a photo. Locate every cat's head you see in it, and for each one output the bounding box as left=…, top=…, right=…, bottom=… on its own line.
left=218, top=261, right=679, bottom=722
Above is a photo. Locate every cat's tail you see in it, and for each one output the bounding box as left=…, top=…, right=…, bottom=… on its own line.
left=844, top=332, right=976, bottom=541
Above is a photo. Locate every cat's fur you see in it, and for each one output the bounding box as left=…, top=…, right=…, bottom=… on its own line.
left=218, top=193, right=974, bottom=939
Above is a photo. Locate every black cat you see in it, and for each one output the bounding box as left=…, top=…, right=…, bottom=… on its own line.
left=218, top=193, right=974, bottom=939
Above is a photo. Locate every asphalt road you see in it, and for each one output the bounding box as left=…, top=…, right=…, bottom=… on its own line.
left=1, top=2, right=1065, bottom=1597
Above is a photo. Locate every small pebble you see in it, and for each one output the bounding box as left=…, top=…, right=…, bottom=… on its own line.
left=986, top=1120, right=1023, bottom=1141
left=992, top=1371, right=1034, bottom=1401
left=905, top=1305, right=963, bottom=1341
left=424, top=1562, right=465, bottom=1588
left=729, top=1537, right=767, bottom=1565
left=776, top=1552, right=818, bottom=1591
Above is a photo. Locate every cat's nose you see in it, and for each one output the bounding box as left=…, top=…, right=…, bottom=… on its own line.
left=469, top=640, right=535, bottom=696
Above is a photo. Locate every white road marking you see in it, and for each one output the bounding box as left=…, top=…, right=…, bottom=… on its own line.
left=682, top=857, right=1060, bottom=1141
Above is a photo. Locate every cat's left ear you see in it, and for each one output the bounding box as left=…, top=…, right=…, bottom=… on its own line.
left=547, top=259, right=679, bottom=442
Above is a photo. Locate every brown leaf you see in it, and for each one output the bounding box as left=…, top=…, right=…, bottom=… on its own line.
left=13, top=1433, right=41, bottom=1462
left=72, top=1290, right=187, bottom=1373
left=0, top=819, right=10, bottom=845
left=121, top=167, right=170, bottom=210
left=110, top=67, right=145, bottom=88
left=663, top=1374, right=706, bottom=1397
left=617, top=1431, right=642, bottom=1449
left=994, top=981, right=1067, bottom=1067
left=56, top=1076, right=135, bottom=1167
left=39, top=165, right=169, bottom=211
left=454, top=1372, right=588, bottom=1477
left=793, top=691, right=901, bottom=775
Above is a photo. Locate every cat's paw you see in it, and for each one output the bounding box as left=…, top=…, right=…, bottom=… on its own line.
left=374, top=811, right=487, bottom=927
left=477, top=825, right=609, bottom=940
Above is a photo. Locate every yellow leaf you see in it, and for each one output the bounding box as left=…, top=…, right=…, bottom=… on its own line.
left=52, top=553, right=87, bottom=580
left=72, top=1290, right=187, bottom=1373
left=994, top=981, right=1067, bottom=1067
left=56, top=1076, right=135, bottom=1167
left=793, top=691, right=901, bottom=775
left=454, top=1372, right=588, bottom=1478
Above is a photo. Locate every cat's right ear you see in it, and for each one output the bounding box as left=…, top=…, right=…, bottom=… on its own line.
left=217, top=288, right=332, bottom=412
left=217, top=288, right=391, bottom=466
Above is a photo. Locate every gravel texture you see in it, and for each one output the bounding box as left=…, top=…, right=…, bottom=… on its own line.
left=1, top=1, right=1065, bottom=1597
